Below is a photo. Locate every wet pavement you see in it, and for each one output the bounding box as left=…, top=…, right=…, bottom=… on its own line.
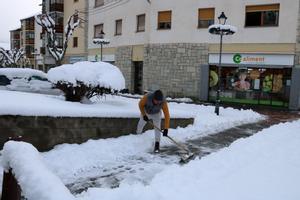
left=162, top=110, right=300, bottom=159
left=66, top=109, right=300, bottom=194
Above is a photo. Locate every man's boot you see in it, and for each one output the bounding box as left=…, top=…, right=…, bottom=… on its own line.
left=154, top=142, right=160, bottom=153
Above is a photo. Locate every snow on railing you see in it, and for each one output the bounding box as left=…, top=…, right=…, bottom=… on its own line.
left=1, top=141, right=75, bottom=200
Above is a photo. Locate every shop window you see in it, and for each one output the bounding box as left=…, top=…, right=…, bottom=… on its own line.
left=94, top=24, right=103, bottom=38
left=198, top=8, right=215, bottom=28
left=209, top=66, right=291, bottom=107
left=245, top=4, right=280, bottom=27
left=137, top=14, right=145, bottom=32
left=115, top=19, right=122, bottom=36
left=157, top=11, right=172, bottom=30
left=95, top=0, right=104, bottom=7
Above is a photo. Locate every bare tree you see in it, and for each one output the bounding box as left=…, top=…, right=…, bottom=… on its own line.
left=35, top=12, right=80, bottom=66
left=0, top=47, right=26, bottom=67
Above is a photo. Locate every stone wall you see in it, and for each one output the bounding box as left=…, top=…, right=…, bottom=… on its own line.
left=0, top=115, right=194, bottom=151
left=143, top=43, right=209, bottom=98
left=115, top=46, right=133, bottom=90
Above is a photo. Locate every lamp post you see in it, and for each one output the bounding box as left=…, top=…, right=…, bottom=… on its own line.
left=92, top=30, right=110, bottom=61
left=31, top=48, right=40, bottom=70
left=208, top=12, right=236, bottom=115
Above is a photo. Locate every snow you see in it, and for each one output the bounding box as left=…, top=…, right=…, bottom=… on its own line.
left=76, top=119, right=300, bottom=200
left=92, top=38, right=110, bottom=44
left=208, top=24, right=237, bottom=35
left=1, top=141, right=75, bottom=200
left=0, top=90, right=262, bottom=121
left=0, top=111, right=298, bottom=200
left=48, top=61, right=125, bottom=90
left=0, top=68, right=47, bottom=80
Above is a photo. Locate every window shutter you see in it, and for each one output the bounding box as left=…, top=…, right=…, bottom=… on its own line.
left=158, top=11, right=172, bottom=22
left=198, top=8, right=215, bottom=20
left=246, top=4, right=280, bottom=12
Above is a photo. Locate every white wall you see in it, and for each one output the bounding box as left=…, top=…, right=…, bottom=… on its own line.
left=88, top=0, right=299, bottom=48
left=34, top=20, right=43, bottom=66
left=88, top=0, right=150, bottom=49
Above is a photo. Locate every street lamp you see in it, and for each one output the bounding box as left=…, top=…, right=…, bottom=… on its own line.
left=208, top=12, right=236, bottom=115
left=31, top=48, right=40, bottom=70
left=92, top=30, right=110, bottom=61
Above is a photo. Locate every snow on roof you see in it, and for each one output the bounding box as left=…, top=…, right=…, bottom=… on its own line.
left=208, top=24, right=237, bottom=35
left=0, top=68, right=47, bottom=80
left=2, top=141, right=75, bottom=200
left=47, top=61, right=125, bottom=90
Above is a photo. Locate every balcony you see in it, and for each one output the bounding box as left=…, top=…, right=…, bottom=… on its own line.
left=13, top=35, right=20, bottom=40
left=25, top=25, right=35, bottom=31
left=25, top=39, right=35, bottom=45
left=49, top=3, right=64, bottom=12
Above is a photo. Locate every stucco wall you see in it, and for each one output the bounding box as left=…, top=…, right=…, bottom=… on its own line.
left=0, top=115, right=194, bottom=152
left=88, top=0, right=298, bottom=50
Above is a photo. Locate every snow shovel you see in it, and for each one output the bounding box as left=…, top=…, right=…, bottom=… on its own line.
left=148, top=121, right=196, bottom=163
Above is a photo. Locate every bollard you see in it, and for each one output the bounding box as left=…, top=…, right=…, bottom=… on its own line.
left=1, top=136, right=22, bottom=200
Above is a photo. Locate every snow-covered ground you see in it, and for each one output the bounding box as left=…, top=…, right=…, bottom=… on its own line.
left=76, top=119, right=300, bottom=200
left=0, top=89, right=266, bottom=199
left=1, top=117, right=300, bottom=200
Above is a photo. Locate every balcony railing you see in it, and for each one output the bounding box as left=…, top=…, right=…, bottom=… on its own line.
left=25, top=39, right=35, bottom=45
left=49, top=3, right=64, bottom=12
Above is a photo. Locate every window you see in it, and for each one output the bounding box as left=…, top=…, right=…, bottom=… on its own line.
left=73, top=37, right=78, bottom=48
left=115, top=19, right=122, bottom=35
left=157, top=11, right=172, bottom=30
left=94, top=24, right=103, bottom=38
left=198, top=8, right=215, bottom=28
left=95, top=0, right=104, bottom=7
left=245, top=4, right=280, bottom=27
left=137, top=14, right=145, bottom=32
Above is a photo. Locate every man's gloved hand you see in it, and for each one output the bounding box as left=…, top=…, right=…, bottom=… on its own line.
left=143, top=115, right=149, bottom=122
left=163, top=129, right=168, bottom=137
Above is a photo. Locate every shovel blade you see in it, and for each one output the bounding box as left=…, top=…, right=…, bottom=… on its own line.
left=179, top=153, right=196, bottom=164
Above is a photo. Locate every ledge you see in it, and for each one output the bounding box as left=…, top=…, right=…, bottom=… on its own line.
left=0, top=115, right=194, bottom=151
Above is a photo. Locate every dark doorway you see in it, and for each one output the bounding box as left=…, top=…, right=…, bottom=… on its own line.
left=133, top=61, right=143, bottom=94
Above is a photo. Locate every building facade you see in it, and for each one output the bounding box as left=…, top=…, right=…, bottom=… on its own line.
left=63, top=0, right=88, bottom=64
left=10, top=28, right=21, bottom=50
left=87, top=0, right=300, bottom=109
left=41, top=0, right=64, bottom=70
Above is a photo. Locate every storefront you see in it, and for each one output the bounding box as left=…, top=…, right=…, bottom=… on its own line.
left=208, top=53, right=295, bottom=107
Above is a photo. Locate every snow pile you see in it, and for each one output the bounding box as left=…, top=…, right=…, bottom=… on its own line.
left=76, top=119, right=300, bottom=200
left=48, top=61, right=125, bottom=90
left=0, top=68, right=47, bottom=80
left=0, top=90, right=262, bottom=120
left=1, top=141, right=75, bottom=200
left=208, top=24, right=237, bottom=35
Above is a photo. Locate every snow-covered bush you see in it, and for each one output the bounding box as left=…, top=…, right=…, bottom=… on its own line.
left=48, top=61, right=125, bottom=102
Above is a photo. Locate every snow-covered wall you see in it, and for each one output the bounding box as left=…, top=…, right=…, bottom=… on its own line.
left=1, top=141, right=75, bottom=200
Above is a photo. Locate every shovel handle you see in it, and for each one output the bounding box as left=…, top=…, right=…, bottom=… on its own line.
left=148, top=121, right=190, bottom=153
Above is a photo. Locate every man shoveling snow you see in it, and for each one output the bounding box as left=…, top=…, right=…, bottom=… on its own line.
left=136, top=90, right=170, bottom=153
